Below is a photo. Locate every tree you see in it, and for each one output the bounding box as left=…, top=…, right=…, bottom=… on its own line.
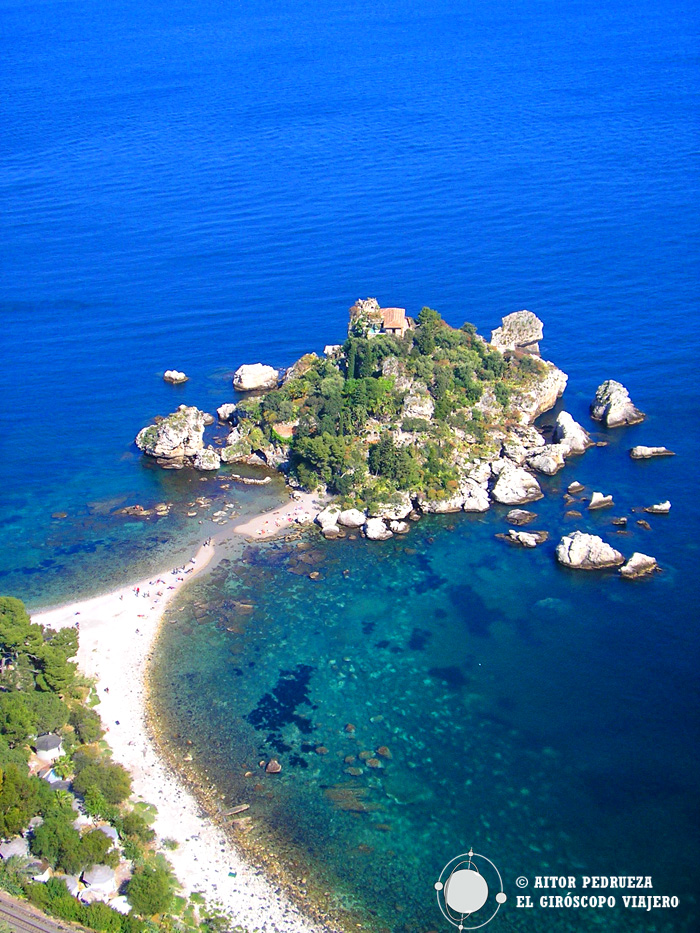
left=0, top=763, right=44, bottom=837
left=73, top=758, right=132, bottom=805
left=69, top=704, right=104, bottom=744
left=127, top=863, right=174, bottom=917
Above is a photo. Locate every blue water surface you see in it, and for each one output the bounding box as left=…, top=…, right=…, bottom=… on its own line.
left=1, top=0, right=699, bottom=929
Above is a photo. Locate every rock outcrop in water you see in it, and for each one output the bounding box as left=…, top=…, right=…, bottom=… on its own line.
left=590, top=380, right=645, bottom=427
left=553, top=411, right=592, bottom=455
left=630, top=445, right=674, bottom=459
left=135, top=405, right=205, bottom=463
left=620, top=552, right=659, bottom=579
left=490, top=310, right=543, bottom=355
left=555, top=531, right=625, bottom=570
left=163, top=369, right=188, bottom=384
left=233, top=363, right=279, bottom=392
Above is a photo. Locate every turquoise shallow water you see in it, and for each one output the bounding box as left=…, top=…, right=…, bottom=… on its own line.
left=1, top=0, right=699, bottom=928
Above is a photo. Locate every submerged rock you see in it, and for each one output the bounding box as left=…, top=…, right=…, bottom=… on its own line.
left=233, top=363, right=279, bottom=392
left=555, top=531, right=625, bottom=570
left=630, top=445, right=675, bottom=459
left=620, top=552, right=659, bottom=580
left=590, top=380, right=645, bottom=428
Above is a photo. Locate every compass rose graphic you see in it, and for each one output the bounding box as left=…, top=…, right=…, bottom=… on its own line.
left=434, top=848, right=507, bottom=930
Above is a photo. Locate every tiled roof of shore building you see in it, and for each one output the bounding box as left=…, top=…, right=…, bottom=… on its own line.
left=381, top=307, right=406, bottom=328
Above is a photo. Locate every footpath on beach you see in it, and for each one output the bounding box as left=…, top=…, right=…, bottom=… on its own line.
left=31, top=491, right=327, bottom=933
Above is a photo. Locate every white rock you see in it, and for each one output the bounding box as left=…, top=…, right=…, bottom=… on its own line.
left=324, top=344, right=342, bottom=358
left=490, top=461, right=543, bottom=505
left=217, top=403, right=238, bottom=423
left=588, top=491, right=614, bottom=510
left=337, top=508, right=366, bottom=528
left=163, top=369, right=188, bottom=384
left=508, top=529, right=539, bottom=548
left=364, top=517, right=393, bottom=541
left=461, top=480, right=491, bottom=512
left=643, top=500, right=671, bottom=514
left=490, top=310, right=543, bottom=354
left=620, top=552, right=659, bottom=579
left=415, top=492, right=465, bottom=513
left=510, top=362, right=568, bottom=424
left=527, top=444, right=568, bottom=475
left=555, top=531, right=625, bottom=570
left=193, top=448, right=221, bottom=471
left=402, top=393, right=434, bottom=420
left=630, top=446, right=675, bottom=459
left=316, top=505, right=342, bottom=530
left=135, top=406, right=205, bottom=461
left=389, top=520, right=411, bottom=534
left=553, top=411, right=592, bottom=455
left=233, top=363, right=279, bottom=392
left=590, top=380, right=645, bottom=428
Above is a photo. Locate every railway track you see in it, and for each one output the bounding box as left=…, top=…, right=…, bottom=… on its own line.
left=0, top=895, right=81, bottom=933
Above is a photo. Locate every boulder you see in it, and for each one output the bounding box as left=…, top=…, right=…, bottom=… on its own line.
left=389, top=520, right=411, bottom=534
left=321, top=525, right=343, bottom=539
left=233, top=363, right=279, bottom=392
left=490, top=310, right=543, bottom=355
left=505, top=529, right=548, bottom=548
left=337, top=508, right=366, bottom=528
left=506, top=509, right=537, bottom=525
left=588, top=491, right=614, bottom=510
left=490, top=462, right=543, bottom=505
left=217, top=403, right=238, bottom=423
left=194, top=448, right=221, bottom=471
left=643, top=501, right=671, bottom=514
left=364, top=517, right=393, bottom=541
left=567, top=481, right=585, bottom=494
left=135, top=406, right=205, bottom=461
left=163, top=369, right=188, bottom=384
left=527, top=443, right=568, bottom=475
left=630, top=446, right=675, bottom=459
left=316, top=505, right=342, bottom=530
left=620, top=553, right=659, bottom=580
left=460, top=480, right=491, bottom=512
left=555, top=531, right=625, bottom=570
left=502, top=426, right=546, bottom=464
left=590, top=380, right=645, bottom=428
left=553, top=411, right=592, bottom=455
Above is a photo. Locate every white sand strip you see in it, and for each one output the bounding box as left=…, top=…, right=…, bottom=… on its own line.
left=232, top=490, right=322, bottom=540
left=32, top=541, right=324, bottom=933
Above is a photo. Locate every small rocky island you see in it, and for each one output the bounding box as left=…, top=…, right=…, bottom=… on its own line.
left=135, top=299, right=666, bottom=558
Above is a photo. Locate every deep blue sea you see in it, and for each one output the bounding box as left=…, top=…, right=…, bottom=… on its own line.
left=1, top=0, right=699, bottom=929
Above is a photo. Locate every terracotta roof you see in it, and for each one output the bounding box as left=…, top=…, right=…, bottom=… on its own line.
left=381, top=307, right=406, bottom=329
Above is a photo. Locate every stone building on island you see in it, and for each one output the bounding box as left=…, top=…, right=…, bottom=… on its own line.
left=348, top=298, right=413, bottom=340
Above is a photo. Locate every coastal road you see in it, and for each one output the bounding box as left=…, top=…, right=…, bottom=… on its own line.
left=0, top=893, right=88, bottom=933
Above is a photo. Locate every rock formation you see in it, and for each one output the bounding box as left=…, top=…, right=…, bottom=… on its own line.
left=620, top=553, right=659, bottom=580
left=506, top=509, right=537, bottom=525
left=460, top=480, right=491, bottom=512
left=629, top=446, right=675, bottom=459
left=364, top=517, right=393, bottom=541
left=553, top=411, right=592, bottom=455
left=233, top=363, right=279, bottom=392
left=490, top=310, right=543, bottom=355
left=590, top=380, right=645, bottom=427
left=555, top=531, right=625, bottom=570
left=588, top=491, right=614, bottom=510
left=135, top=406, right=205, bottom=463
left=217, top=403, right=238, bottom=423
left=643, top=501, right=671, bottom=514
left=527, top=444, right=568, bottom=475
left=193, top=448, right=221, bottom=471
left=337, top=508, right=366, bottom=528
left=163, top=369, right=188, bottom=384
left=490, top=461, right=543, bottom=505
left=510, top=363, right=568, bottom=425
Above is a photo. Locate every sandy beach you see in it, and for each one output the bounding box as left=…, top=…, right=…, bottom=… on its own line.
left=232, top=490, right=322, bottom=540
left=32, top=498, right=328, bottom=933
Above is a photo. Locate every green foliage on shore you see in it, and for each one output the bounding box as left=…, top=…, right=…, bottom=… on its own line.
left=0, top=595, right=242, bottom=933
left=233, top=306, right=548, bottom=504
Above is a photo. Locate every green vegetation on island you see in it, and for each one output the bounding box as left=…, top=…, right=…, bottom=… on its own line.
left=228, top=305, right=550, bottom=508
